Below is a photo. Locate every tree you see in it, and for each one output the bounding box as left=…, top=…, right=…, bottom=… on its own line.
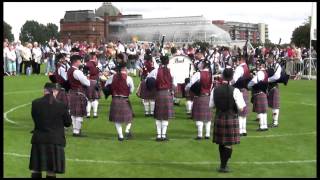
left=291, top=17, right=311, bottom=48
left=3, top=21, right=14, bottom=42
left=19, top=20, right=60, bottom=45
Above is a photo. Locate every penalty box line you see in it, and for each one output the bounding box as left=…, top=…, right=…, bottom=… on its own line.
left=4, top=152, right=316, bottom=165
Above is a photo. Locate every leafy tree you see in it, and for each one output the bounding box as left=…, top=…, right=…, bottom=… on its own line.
left=291, top=17, right=311, bottom=48
left=3, top=21, right=14, bottom=42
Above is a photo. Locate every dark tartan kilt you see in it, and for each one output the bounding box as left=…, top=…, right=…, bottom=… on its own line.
left=185, top=90, right=195, bottom=101
left=267, top=87, right=280, bottom=109
left=109, top=97, right=133, bottom=123
left=174, top=83, right=185, bottom=98
left=29, top=144, right=65, bottom=174
left=56, top=90, right=69, bottom=108
left=192, top=95, right=212, bottom=122
left=85, top=80, right=101, bottom=100
left=252, top=92, right=268, bottom=113
left=239, top=88, right=249, bottom=117
left=154, top=90, right=174, bottom=120
left=213, top=114, right=240, bottom=145
left=68, top=90, right=87, bottom=117
left=139, top=81, right=156, bottom=100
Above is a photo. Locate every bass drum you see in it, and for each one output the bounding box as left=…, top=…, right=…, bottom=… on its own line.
left=168, top=55, right=195, bottom=98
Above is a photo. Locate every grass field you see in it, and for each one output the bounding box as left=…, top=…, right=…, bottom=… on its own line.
left=3, top=71, right=317, bottom=177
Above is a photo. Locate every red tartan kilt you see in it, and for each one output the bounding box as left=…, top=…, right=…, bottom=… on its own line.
left=85, top=80, right=101, bottom=100
left=192, top=95, right=212, bottom=121
left=109, top=97, right=133, bottom=123
left=154, top=90, right=174, bottom=120
left=239, top=88, right=249, bottom=117
left=185, top=89, right=195, bottom=100
left=213, top=114, right=240, bottom=145
left=68, top=90, right=87, bottom=117
left=138, top=81, right=156, bottom=100
left=56, top=90, right=69, bottom=108
left=174, top=83, right=185, bottom=98
left=252, top=92, right=268, bottom=113
left=268, top=87, right=280, bottom=109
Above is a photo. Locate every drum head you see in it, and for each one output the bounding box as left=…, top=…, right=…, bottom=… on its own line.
left=168, top=55, right=195, bottom=84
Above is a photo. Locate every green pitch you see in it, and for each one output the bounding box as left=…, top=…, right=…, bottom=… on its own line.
left=3, top=72, right=316, bottom=178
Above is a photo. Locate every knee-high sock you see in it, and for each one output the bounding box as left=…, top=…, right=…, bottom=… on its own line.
left=204, top=121, right=211, bottom=137
left=161, top=120, right=169, bottom=138
left=155, top=120, right=162, bottom=138
left=73, top=117, right=83, bottom=134
left=263, top=113, right=268, bottom=129
left=125, top=123, right=132, bottom=133
left=143, top=100, right=150, bottom=115
left=242, top=116, right=247, bottom=133
left=115, top=123, right=123, bottom=138
left=238, top=116, right=243, bottom=134
left=86, top=101, right=92, bottom=116
left=92, top=100, right=99, bottom=116
left=272, top=109, right=279, bottom=125
left=196, top=121, right=203, bottom=137
left=258, top=114, right=263, bottom=129
left=186, top=100, right=193, bottom=113
left=150, top=101, right=155, bottom=115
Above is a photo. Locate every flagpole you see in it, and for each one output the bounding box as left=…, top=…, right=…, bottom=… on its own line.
left=309, top=2, right=313, bottom=80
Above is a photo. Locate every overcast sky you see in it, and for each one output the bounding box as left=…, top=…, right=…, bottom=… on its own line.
left=3, top=2, right=315, bottom=44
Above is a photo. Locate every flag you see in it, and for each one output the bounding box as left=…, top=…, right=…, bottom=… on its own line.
left=310, top=2, right=317, bottom=40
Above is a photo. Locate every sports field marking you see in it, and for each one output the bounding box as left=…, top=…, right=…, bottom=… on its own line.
left=3, top=103, right=31, bottom=125
left=3, top=152, right=316, bottom=165
left=4, top=90, right=42, bottom=95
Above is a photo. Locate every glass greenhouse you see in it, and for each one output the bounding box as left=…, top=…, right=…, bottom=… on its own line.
left=109, top=16, right=232, bottom=46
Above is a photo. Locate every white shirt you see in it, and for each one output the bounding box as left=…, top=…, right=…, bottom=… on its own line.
left=117, top=43, right=125, bottom=53
left=104, top=73, right=135, bottom=94
left=210, top=86, right=246, bottom=110
left=231, top=63, right=246, bottom=85
left=185, top=69, right=211, bottom=91
left=58, top=63, right=70, bottom=81
left=32, top=47, right=42, bottom=63
left=72, top=66, right=90, bottom=87
left=268, top=63, right=282, bottom=83
left=3, top=47, right=9, bottom=58
left=126, top=48, right=137, bottom=55
left=146, top=66, right=177, bottom=87
left=6, top=50, right=16, bottom=62
left=22, top=47, right=32, bottom=61
left=248, top=69, right=267, bottom=88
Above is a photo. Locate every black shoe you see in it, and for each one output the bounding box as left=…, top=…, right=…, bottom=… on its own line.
left=204, top=136, right=210, bottom=140
left=93, top=115, right=98, bottom=118
left=125, top=132, right=132, bottom=139
left=254, top=118, right=259, bottom=121
left=86, top=115, right=90, bottom=118
left=118, top=136, right=124, bottom=141
left=156, top=137, right=162, bottom=141
left=144, top=114, right=150, bottom=117
left=73, top=133, right=87, bottom=137
left=194, top=136, right=202, bottom=140
left=263, top=128, right=269, bottom=131
left=256, top=128, right=265, bottom=131
left=162, top=137, right=169, bottom=141
left=240, top=133, right=243, bottom=136
left=217, top=166, right=230, bottom=173
left=242, top=133, right=247, bottom=136
left=270, top=124, right=278, bottom=128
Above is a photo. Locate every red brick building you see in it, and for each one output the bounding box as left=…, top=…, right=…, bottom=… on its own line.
left=60, top=2, right=122, bottom=44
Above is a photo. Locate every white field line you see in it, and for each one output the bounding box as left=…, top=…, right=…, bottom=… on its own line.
left=4, top=90, right=42, bottom=95
left=3, top=103, right=31, bottom=124
left=3, top=152, right=316, bottom=165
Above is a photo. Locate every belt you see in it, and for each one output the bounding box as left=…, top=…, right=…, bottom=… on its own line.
left=113, top=95, right=129, bottom=99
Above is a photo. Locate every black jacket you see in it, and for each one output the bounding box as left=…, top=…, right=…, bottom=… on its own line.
left=31, top=94, right=72, bottom=146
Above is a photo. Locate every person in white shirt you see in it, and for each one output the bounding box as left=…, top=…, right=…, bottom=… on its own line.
left=126, top=43, right=138, bottom=76
left=211, top=67, right=246, bottom=173
left=67, top=55, right=90, bottom=137
left=6, top=44, right=17, bottom=76
left=117, top=41, right=125, bottom=54
left=45, top=42, right=56, bottom=75
left=266, top=53, right=281, bottom=128
left=248, top=61, right=269, bottom=131
left=15, top=41, right=23, bottom=75
left=3, top=41, right=9, bottom=75
left=22, top=43, right=33, bottom=75
left=104, top=53, right=135, bottom=141
left=32, top=42, right=42, bottom=75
